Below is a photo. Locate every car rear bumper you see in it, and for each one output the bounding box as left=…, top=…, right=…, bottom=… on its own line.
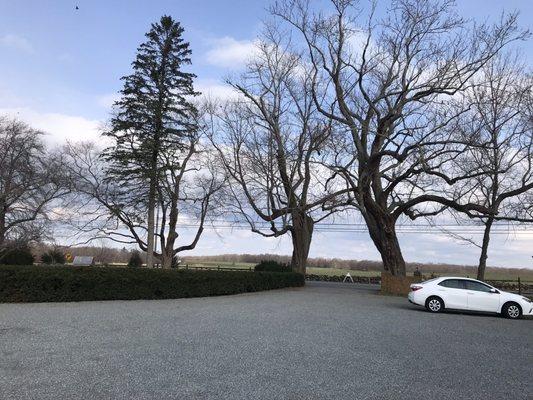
left=407, top=291, right=424, bottom=306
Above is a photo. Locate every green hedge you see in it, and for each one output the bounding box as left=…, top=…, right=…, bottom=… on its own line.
left=254, top=260, right=291, bottom=273
left=0, top=265, right=305, bottom=303
left=0, top=243, right=34, bottom=265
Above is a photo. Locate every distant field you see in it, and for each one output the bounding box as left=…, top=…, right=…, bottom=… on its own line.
left=306, top=268, right=379, bottom=277
left=185, top=261, right=255, bottom=270
left=472, top=270, right=533, bottom=281
left=182, top=261, right=533, bottom=281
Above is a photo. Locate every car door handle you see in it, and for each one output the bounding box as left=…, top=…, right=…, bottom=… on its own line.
left=467, top=292, right=474, bottom=294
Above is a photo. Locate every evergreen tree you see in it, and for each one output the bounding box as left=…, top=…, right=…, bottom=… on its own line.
left=102, top=15, right=198, bottom=267
left=127, top=250, right=143, bottom=268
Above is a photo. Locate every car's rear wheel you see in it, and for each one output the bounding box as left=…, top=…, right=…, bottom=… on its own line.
left=502, top=302, right=522, bottom=319
left=425, top=296, right=444, bottom=313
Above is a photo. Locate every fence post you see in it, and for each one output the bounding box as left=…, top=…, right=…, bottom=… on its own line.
left=518, top=277, right=521, bottom=295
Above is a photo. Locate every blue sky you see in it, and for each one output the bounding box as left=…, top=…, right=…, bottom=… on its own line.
left=1, top=0, right=532, bottom=268
left=0, top=0, right=268, bottom=121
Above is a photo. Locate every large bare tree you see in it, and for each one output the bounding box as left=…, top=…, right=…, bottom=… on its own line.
left=271, top=0, right=528, bottom=275
left=207, top=35, right=348, bottom=273
left=0, top=117, right=69, bottom=248
left=65, top=134, right=223, bottom=268
left=449, top=56, right=533, bottom=280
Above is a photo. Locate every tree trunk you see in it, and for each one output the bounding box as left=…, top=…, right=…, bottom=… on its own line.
left=161, top=249, right=173, bottom=269
left=364, top=212, right=406, bottom=276
left=290, top=213, right=314, bottom=275
left=160, top=198, right=179, bottom=269
left=161, top=232, right=177, bottom=269
left=477, top=217, right=494, bottom=281
left=0, top=205, right=6, bottom=247
left=146, top=178, right=156, bottom=268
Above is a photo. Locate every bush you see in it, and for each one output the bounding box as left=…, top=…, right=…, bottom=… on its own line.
left=0, top=242, right=34, bottom=265
left=127, top=251, right=143, bottom=268
left=254, top=260, right=291, bottom=273
left=0, top=265, right=305, bottom=303
left=305, top=274, right=381, bottom=284
left=41, top=249, right=66, bottom=265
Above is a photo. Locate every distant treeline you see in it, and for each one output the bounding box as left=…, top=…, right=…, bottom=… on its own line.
left=183, top=253, right=531, bottom=277
left=33, top=246, right=530, bottom=277
left=33, top=244, right=135, bottom=265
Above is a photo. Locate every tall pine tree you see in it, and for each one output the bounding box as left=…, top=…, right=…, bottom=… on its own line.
left=103, top=15, right=198, bottom=267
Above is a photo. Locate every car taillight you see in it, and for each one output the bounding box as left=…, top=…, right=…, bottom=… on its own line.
left=411, top=285, right=423, bottom=291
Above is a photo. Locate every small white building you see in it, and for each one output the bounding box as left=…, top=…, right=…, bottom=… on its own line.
left=72, top=256, right=94, bottom=267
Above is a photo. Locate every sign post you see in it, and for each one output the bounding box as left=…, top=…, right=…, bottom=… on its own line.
left=343, top=272, right=354, bottom=283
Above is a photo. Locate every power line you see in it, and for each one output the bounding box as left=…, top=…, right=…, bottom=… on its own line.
left=173, top=223, right=533, bottom=235
left=188, top=218, right=533, bottom=229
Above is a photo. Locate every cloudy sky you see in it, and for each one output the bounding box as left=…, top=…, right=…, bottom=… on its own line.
left=1, top=0, right=532, bottom=268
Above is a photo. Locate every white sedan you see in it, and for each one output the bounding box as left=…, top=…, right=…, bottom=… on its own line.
left=408, top=277, right=533, bottom=319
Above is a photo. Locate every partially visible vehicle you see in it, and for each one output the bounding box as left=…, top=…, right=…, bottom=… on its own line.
left=407, top=277, right=532, bottom=319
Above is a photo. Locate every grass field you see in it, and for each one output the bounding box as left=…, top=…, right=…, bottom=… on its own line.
left=182, top=261, right=533, bottom=281
left=185, top=261, right=255, bottom=270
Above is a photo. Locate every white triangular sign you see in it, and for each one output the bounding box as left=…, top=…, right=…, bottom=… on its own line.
left=343, top=272, right=354, bottom=283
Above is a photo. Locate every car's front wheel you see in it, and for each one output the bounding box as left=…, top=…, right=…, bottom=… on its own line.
left=425, top=296, right=444, bottom=313
left=502, top=302, right=522, bottom=319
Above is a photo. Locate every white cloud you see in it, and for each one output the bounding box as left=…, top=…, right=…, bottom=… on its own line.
left=195, top=78, right=241, bottom=101
left=97, top=93, right=120, bottom=109
left=0, top=34, right=34, bottom=54
left=345, top=28, right=374, bottom=56
left=205, top=36, right=257, bottom=69
left=0, top=107, right=103, bottom=146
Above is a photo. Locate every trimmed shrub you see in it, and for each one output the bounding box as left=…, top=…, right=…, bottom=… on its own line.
left=305, top=274, right=381, bottom=284
left=0, top=265, right=305, bottom=303
left=255, top=260, right=291, bottom=273
left=0, top=243, right=34, bottom=265
left=127, top=251, right=143, bottom=268
left=381, top=272, right=422, bottom=296
left=41, top=249, right=66, bottom=265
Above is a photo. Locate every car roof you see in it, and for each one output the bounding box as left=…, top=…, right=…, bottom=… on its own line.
left=434, top=277, right=488, bottom=283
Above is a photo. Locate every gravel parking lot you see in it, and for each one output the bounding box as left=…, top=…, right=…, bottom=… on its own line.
left=1, top=281, right=531, bottom=400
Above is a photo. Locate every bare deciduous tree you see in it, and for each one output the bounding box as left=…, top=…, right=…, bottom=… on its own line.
left=448, top=56, right=533, bottom=280
left=65, top=134, right=223, bottom=268
left=207, top=34, right=348, bottom=273
left=0, top=117, right=69, bottom=247
left=271, top=0, right=528, bottom=275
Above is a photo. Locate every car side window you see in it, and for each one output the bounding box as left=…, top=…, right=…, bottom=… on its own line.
left=438, top=279, right=464, bottom=289
left=464, top=280, right=493, bottom=293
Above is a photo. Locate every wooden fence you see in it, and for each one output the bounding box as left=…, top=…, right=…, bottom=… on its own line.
left=486, top=278, right=532, bottom=296
left=176, top=264, right=253, bottom=272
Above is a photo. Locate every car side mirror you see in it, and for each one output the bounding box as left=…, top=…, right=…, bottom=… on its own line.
left=490, top=288, right=499, bottom=294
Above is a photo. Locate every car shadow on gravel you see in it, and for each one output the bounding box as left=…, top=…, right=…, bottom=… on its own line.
left=392, top=301, right=533, bottom=320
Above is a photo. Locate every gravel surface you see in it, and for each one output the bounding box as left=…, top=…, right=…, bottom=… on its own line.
left=1, top=281, right=531, bottom=400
